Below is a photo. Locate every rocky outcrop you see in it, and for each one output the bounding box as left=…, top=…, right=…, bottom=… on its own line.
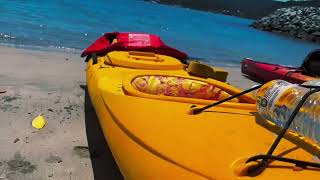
left=251, top=7, right=320, bottom=43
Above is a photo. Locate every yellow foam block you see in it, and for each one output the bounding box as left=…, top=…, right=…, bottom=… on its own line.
left=32, top=115, right=46, bottom=129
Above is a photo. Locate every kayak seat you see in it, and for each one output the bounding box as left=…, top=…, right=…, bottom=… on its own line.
left=187, top=61, right=228, bottom=82
left=132, top=75, right=238, bottom=102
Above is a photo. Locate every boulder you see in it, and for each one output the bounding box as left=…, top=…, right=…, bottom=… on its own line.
left=251, top=6, right=320, bottom=43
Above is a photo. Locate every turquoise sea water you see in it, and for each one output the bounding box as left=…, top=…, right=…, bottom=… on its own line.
left=0, top=0, right=318, bottom=67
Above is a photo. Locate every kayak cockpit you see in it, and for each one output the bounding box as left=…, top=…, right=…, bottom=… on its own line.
left=122, top=73, right=256, bottom=109
left=132, top=75, right=239, bottom=102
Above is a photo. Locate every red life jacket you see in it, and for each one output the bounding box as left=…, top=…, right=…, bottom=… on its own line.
left=81, top=32, right=188, bottom=60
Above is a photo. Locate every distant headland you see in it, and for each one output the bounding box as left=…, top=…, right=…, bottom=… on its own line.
left=145, top=0, right=320, bottom=43
left=144, top=0, right=320, bottom=19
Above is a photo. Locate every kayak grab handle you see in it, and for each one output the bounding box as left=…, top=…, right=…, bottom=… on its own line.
left=128, top=51, right=163, bottom=62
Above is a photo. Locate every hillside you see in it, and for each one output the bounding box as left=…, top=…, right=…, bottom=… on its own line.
left=145, top=0, right=320, bottom=19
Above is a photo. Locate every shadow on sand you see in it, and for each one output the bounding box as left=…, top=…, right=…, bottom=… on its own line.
left=241, top=74, right=265, bottom=84
left=84, top=86, right=124, bottom=180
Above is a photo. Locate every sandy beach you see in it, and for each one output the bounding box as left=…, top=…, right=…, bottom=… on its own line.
left=0, top=46, right=257, bottom=180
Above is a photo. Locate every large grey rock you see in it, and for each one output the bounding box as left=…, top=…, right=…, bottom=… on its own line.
left=251, top=6, right=320, bottom=43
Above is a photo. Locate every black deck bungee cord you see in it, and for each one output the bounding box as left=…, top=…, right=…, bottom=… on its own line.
left=190, top=82, right=320, bottom=174
left=190, top=84, right=262, bottom=115
left=246, top=155, right=320, bottom=169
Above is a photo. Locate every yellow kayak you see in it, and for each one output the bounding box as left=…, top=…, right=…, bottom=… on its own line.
left=86, top=52, right=320, bottom=179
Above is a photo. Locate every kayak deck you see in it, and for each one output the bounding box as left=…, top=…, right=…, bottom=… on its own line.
left=87, top=58, right=320, bottom=179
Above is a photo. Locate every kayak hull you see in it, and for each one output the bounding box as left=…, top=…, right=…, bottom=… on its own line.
left=86, top=55, right=320, bottom=179
left=241, top=58, right=316, bottom=84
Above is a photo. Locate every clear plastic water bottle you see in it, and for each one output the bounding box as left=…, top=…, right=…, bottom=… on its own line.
left=256, top=80, right=320, bottom=145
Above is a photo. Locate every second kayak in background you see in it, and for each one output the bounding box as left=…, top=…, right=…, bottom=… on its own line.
left=241, top=58, right=316, bottom=84
left=241, top=49, right=320, bottom=84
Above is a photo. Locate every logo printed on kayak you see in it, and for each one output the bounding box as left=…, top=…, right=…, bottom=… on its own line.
left=128, top=34, right=151, bottom=46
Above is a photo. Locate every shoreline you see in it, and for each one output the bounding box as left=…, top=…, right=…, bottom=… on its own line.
left=0, top=46, right=256, bottom=179
left=0, top=43, right=246, bottom=69
left=0, top=45, right=257, bottom=88
left=0, top=42, right=82, bottom=55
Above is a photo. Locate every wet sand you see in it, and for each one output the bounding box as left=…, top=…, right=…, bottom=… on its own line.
left=0, top=46, right=256, bottom=180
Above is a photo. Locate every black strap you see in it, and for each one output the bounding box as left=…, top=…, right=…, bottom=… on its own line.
left=91, top=53, right=98, bottom=65
left=105, top=53, right=114, bottom=67
left=85, top=53, right=98, bottom=65
left=191, top=85, right=262, bottom=115
left=247, top=155, right=320, bottom=168
left=85, top=55, right=91, bottom=62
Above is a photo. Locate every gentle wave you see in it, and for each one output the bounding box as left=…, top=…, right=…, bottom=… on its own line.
left=0, top=42, right=81, bottom=54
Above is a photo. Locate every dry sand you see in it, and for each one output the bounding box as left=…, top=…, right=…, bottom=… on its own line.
left=0, top=46, right=257, bottom=180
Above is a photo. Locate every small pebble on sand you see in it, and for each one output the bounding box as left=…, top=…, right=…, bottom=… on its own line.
left=13, top=138, right=19, bottom=143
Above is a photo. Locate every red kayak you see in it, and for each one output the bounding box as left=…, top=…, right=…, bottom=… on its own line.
left=241, top=49, right=320, bottom=84
left=241, top=58, right=316, bottom=84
